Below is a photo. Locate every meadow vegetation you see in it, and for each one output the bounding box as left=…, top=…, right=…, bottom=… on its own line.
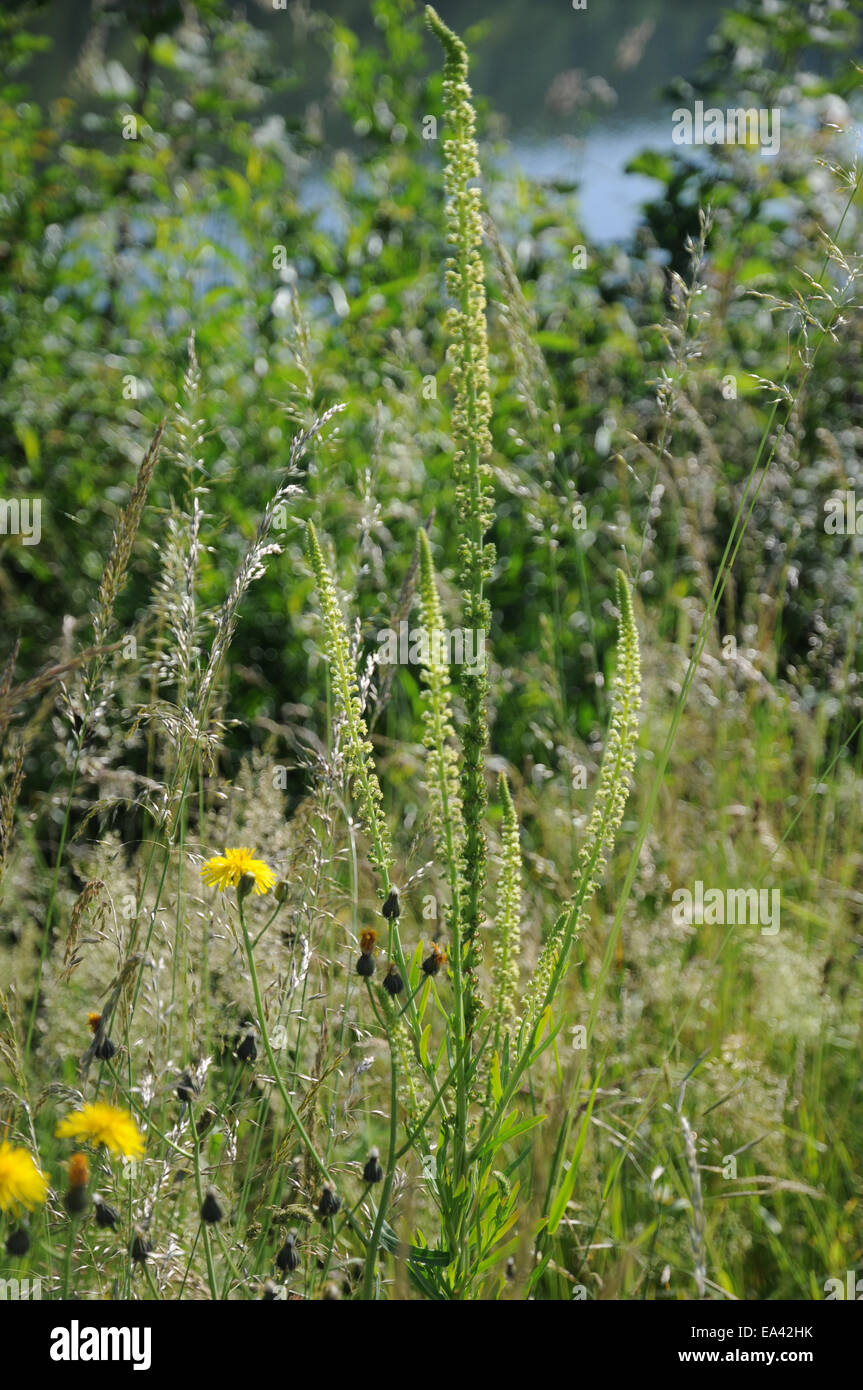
left=1, top=0, right=862, bottom=1300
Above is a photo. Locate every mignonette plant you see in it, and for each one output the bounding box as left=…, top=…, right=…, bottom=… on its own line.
left=300, top=9, right=642, bottom=1297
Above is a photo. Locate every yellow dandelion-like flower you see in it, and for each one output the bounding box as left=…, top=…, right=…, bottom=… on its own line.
left=55, top=1102, right=145, bottom=1159
left=200, top=847, right=276, bottom=896
left=0, top=1141, right=49, bottom=1216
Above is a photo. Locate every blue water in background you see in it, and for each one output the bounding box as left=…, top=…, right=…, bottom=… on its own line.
left=29, top=1, right=728, bottom=246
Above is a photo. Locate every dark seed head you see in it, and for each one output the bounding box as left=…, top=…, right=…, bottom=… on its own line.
left=506, top=1256, right=516, bottom=1280
left=381, top=887, right=400, bottom=920
left=322, top=1280, right=341, bottom=1300
left=262, top=1278, right=284, bottom=1300
left=93, top=1194, right=119, bottom=1230
left=318, top=1182, right=341, bottom=1218
left=201, top=1187, right=223, bottom=1224
left=237, top=1030, right=257, bottom=1063
left=5, top=1226, right=30, bottom=1257
left=130, top=1226, right=151, bottom=1263
left=383, top=963, right=404, bottom=996
left=276, top=1230, right=300, bottom=1272
left=94, top=1036, right=117, bottom=1061
left=362, top=1147, right=384, bottom=1184
left=356, top=952, right=375, bottom=978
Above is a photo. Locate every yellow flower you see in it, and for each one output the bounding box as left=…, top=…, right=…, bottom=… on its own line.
left=55, top=1102, right=145, bottom=1159
left=200, top=847, right=276, bottom=896
left=0, top=1141, right=49, bottom=1215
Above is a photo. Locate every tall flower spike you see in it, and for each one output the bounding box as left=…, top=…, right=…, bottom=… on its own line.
left=417, top=530, right=470, bottom=1120
left=306, top=523, right=393, bottom=883
left=523, top=571, right=641, bottom=1025
left=426, top=5, right=494, bottom=1030
left=416, top=529, right=467, bottom=929
left=490, top=773, right=522, bottom=1060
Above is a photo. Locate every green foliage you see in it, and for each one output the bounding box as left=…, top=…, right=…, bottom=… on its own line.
left=1, top=0, right=862, bottom=1304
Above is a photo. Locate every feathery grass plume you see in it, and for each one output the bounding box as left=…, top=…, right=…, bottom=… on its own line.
left=523, top=570, right=641, bottom=1024
left=490, top=773, right=522, bottom=1062
left=0, top=644, right=24, bottom=895
left=153, top=331, right=206, bottom=712
left=305, top=522, right=394, bottom=885
left=26, top=421, right=164, bottom=1054
left=0, top=741, right=25, bottom=895
left=82, top=418, right=165, bottom=713
left=148, top=406, right=344, bottom=839
left=0, top=644, right=127, bottom=723
left=482, top=212, right=560, bottom=444
left=193, top=409, right=343, bottom=728
left=426, top=4, right=494, bottom=1030
left=0, top=639, right=19, bottom=748
left=173, top=329, right=203, bottom=495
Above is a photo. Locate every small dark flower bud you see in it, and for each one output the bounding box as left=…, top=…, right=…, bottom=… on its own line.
left=383, top=963, right=404, bottom=996
left=342, top=1257, right=364, bottom=1293
left=65, top=1185, right=89, bottom=1217
left=262, top=1278, right=284, bottom=1300
left=93, top=1194, right=119, bottom=1229
left=201, top=1187, right=223, bottom=1224
left=177, top=1069, right=199, bottom=1103
left=5, top=1226, right=30, bottom=1257
left=356, top=952, right=375, bottom=978
left=94, top=1036, right=117, bottom=1061
left=237, top=1030, right=257, bottom=1062
left=506, top=1256, right=516, bottom=1280
left=274, top=879, right=289, bottom=904
left=381, top=887, right=400, bottom=920
left=322, top=1281, right=341, bottom=1300
left=276, top=1230, right=300, bottom=1273
left=130, top=1226, right=151, bottom=1263
left=318, top=1182, right=341, bottom=1218
left=362, top=1147, right=384, bottom=1184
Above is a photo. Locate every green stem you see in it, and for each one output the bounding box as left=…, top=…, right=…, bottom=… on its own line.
left=361, top=1045, right=398, bottom=1301
left=237, top=895, right=366, bottom=1248
left=191, top=1126, right=219, bottom=1300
